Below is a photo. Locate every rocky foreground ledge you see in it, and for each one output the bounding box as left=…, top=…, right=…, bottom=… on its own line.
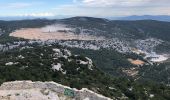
left=0, top=81, right=112, bottom=100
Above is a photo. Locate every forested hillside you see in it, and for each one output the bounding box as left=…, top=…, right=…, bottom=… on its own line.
left=62, top=17, right=170, bottom=41
left=0, top=17, right=170, bottom=99
left=0, top=44, right=169, bottom=100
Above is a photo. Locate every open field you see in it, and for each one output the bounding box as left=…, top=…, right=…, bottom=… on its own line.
left=10, top=27, right=105, bottom=41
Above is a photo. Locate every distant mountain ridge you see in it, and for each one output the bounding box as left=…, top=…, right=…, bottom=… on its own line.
left=115, top=15, right=170, bottom=22
left=1, top=15, right=170, bottom=22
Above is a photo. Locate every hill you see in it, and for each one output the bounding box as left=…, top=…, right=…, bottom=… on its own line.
left=0, top=43, right=169, bottom=99
left=0, top=17, right=170, bottom=99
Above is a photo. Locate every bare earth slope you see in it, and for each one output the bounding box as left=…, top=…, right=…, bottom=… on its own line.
left=10, top=27, right=104, bottom=41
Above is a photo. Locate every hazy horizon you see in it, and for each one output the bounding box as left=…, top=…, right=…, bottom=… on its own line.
left=0, top=0, right=170, bottom=18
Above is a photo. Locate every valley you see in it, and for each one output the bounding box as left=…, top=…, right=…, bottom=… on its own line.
left=0, top=17, right=170, bottom=99
left=1, top=0, right=170, bottom=99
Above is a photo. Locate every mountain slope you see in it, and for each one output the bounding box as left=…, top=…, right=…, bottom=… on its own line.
left=61, top=17, right=170, bottom=41
left=0, top=44, right=169, bottom=99
left=0, top=17, right=170, bottom=99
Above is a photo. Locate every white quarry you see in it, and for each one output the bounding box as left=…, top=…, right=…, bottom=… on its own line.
left=145, top=52, right=168, bottom=62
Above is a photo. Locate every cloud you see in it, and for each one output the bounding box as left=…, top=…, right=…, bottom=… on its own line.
left=76, top=0, right=169, bottom=7
left=65, top=0, right=170, bottom=17
left=52, top=0, right=170, bottom=17
left=0, top=0, right=169, bottom=17
left=7, top=3, right=33, bottom=8
left=18, top=12, right=55, bottom=17
left=4, top=2, right=44, bottom=9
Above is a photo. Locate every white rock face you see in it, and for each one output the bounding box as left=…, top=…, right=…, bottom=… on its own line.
left=80, top=60, right=88, bottom=65
left=0, top=88, right=60, bottom=100
left=53, top=48, right=63, bottom=57
left=53, top=48, right=61, bottom=53
left=5, top=62, right=14, bottom=66
left=85, top=57, right=93, bottom=70
left=52, top=48, right=94, bottom=73
left=149, top=94, right=154, bottom=98
left=18, top=55, right=25, bottom=59
left=84, top=98, right=90, bottom=100
left=52, top=63, right=66, bottom=74
left=5, top=62, right=19, bottom=66
left=77, top=57, right=94, bottom=70
left=52, top=63, right=62, bottom=71
left=64, top=49, right=72, bottom=56
left=0, top=81, right=112, bottom=100
left=145, top=52, right=168, bottom=62
left=150, top=55, right=168, bottom=62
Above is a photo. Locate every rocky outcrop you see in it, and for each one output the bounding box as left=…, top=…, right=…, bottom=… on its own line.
left=0, top=81, right=112, bottom=100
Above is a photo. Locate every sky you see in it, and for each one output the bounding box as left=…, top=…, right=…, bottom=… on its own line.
left=0, top=0, right=170, bottom=17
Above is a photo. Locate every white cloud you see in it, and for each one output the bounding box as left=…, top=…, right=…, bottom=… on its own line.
left=52, top=1, right=170, bottom=17
left=78, top=0, right=147, bottom=7
left=0, top=0, right=169, bottom=17
left=64, top=0, right=169, bottom=17
left=18, top=12, right=55, bottom=17
left=7, top=3, right=33, bottom=8
left=76, top=0, right=169, bottom=7
left=3, top=2, right=44, bottom=9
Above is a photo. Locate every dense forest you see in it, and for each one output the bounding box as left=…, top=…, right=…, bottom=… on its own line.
left=0, top=44, right=169, bottom=99
left=70, top=47, right=170, bottom=84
